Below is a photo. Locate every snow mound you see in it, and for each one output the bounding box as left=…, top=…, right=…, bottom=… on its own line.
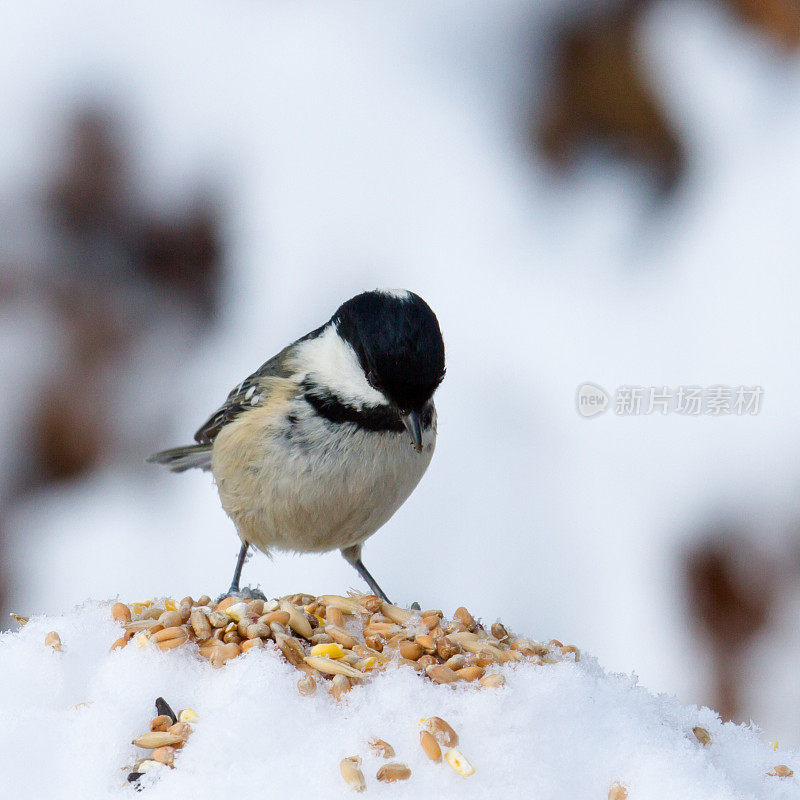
left=0, top=598, right=796, bottom=800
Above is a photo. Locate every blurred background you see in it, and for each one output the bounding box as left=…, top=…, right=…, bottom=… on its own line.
left=2, top=0, right=800, bottom=745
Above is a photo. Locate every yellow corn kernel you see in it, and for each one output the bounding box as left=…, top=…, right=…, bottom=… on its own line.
left=132, top=631, right=153, bottom=649
left=310, top=643, right=345, bottom=659
left=444, top=749, right=475, bottom=777
left=179, top=708, right=199, bottom=723
left=164, top=598, right=179, bottom=611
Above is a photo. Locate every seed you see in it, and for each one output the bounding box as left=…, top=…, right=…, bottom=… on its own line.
left=157, top=610, right=184, bottom=628
left=197, top=595, right=211, bottom=607
left=491, top=622, right=508, bottom=640
left=359, top=595, right=383, bottom=614
left=422, top=717, right=459, bottom=747
left=276, top=634, right=305, bottom=666
left=480, top=673, right=505, bottom=688
left=608, top=781, right=628, bottom=799
left=419, top=731, right=442, bottom=762
left=45, top=631, right=62, bottom=651
left=369, top=739, right=395, bottom=758
left=692, top=726, right=711, bottom=746
left=381, top=602, right=414, bottom=625
left=548, top=638, right=563, bottom=649
left=261, top=610, right=290, bottom=626
left=223, top=629, right=242, bottom=645
left=280, top=600, right=313, bottom=639
left=415, top=635, right=436, bottom=652
left=189, top=609, right=212, bottom=640
left=112, top=603, right=132, bottom=624
left=157, top=635, right=189, bottom=652
left=155, top=697, right=177, bottom=723
left=400, top=642, right=424, bottom=661
left=241, top=637, right=264, bottom=653
left=210, top=642, right=240, bottom=668
left=297, top=673, right=316, bottom=696
left=436, top=637, right=461, bottom=661
left=422, top=614, right=440, bottom=631
left=454, top=607, right=476, bottom=631
left=132, top=732, right=184, bottom=749
left=246, top=599, right=265, bottom=616
left=319, top=595, right=364, bottom=615
left=444, top=748, right=475, bottom=777
left=178, top=708, right=199, bottom=724
left=216, top=597, right=236, bottom=613
left=168, top=722, right=192, bottom=740
left=125, top=619, right=162, bottom=633
left=110, top=635, right=130, bottom=651
left=152, top=746, right=175, bottom=767
left=418, top=655, right=438, bottom=669
left=153, top=626, right=188, bottom=643
left=329, top=674, right=351, bottom=701
left=150, top=715, right=172, bottom=732
left=376, top=763, right=411, bottom=782
left=475, top=649, right=498, bottom=667
left=208, top=611, right=229, bottom=628
left=769, top=765, right=794, bottom=777
left=326, top=624, right=357, bottom=649
left=448, top=632, right=504, bottom=660
left=10, top=614, right=29, bottom=628
left=304, top=656, right=364, bottom=679
left=245, top=622, right=271, bottom=640
left=425, top=664, right=459, bottom=684
left=340, top=757, right=366, bottom=792
left=326, top=606, right=345, bottom=627
left=363, top=634, right=383, bottom=652
left=310, top=642, right=345, bottom=659
left=456, top=666, right=484, bottom=682
left=445, top=654, right=467, bottom=671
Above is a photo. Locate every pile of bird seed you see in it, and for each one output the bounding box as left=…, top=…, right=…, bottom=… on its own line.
left=106, top=591, right=580, bottom=698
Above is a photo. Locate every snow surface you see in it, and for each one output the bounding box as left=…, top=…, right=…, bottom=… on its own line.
left=0, top=602, right=796, bottom=799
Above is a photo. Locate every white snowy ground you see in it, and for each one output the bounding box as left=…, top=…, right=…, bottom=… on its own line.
left=3, top=0, right=800, bottom=746
left=0, top=602, right=796, bottom=800
left=0, top=604, right=800, bottom=800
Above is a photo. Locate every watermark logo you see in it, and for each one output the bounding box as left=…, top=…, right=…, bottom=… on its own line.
left=576, top=383, right=610, bottom=417
left=576, top=384, right=763, bottom=418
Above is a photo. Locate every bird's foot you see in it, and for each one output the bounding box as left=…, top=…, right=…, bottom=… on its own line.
left=217, top=585, right=267, bottom=603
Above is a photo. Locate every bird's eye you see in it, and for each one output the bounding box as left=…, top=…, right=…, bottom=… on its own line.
left=367, top=370, right=380, bottom=390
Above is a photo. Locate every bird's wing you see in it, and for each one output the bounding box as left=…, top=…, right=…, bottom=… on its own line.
left=193, top=345, right=296, bottom=445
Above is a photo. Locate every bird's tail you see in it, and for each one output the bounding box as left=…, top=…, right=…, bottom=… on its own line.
left=147, top=444, right=212, bottom=473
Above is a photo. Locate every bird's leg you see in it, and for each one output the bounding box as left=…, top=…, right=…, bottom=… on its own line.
left=219, top=541, right=266, bottom=601
left=341, top=545, right=391, bottom=604
left=228, top=541, right=249, bottom=595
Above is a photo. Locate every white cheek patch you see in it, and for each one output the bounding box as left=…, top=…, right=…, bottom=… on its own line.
left=291, top=323, right=385, bottom=409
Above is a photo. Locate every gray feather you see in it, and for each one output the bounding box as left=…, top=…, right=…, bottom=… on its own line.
left=147, top=444, right=213, bottom=473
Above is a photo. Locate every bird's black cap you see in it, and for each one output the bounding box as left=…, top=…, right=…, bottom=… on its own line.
left=334, top=290, right=445, bottom=411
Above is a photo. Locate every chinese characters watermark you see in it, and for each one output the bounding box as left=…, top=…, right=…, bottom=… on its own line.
left=576, top=384, right=763, bottom=418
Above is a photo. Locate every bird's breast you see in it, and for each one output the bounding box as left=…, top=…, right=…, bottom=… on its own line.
left=211, top=398, right=436, bottom=554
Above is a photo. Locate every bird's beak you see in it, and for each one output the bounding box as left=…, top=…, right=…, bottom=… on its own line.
left=401, top=411, right=423, bottom=453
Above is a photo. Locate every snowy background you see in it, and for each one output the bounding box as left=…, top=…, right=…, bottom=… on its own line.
left=3, top=0, right=800, bottom=747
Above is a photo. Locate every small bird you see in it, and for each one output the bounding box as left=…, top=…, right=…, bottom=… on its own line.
left=148, top=289, right=445, bottom=602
